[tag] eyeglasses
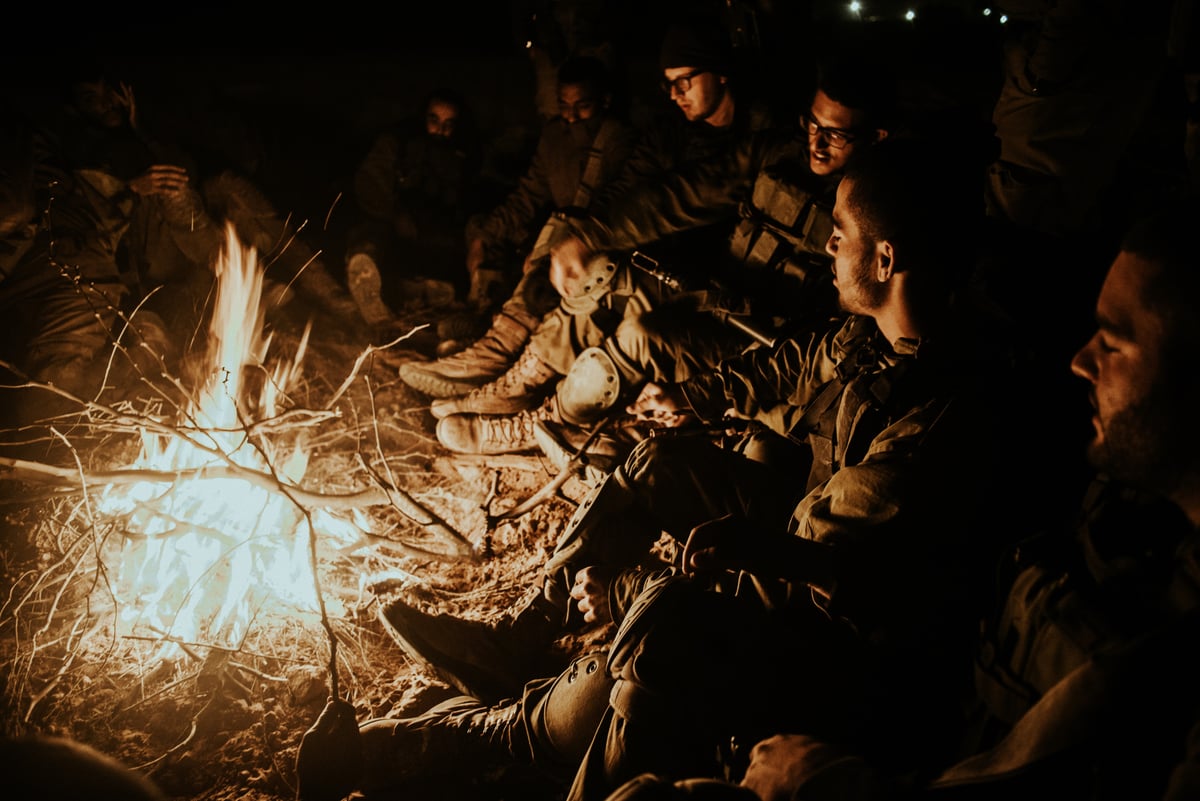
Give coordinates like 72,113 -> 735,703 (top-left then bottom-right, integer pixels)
660,69 -> 708,95
802,112 -> 859,150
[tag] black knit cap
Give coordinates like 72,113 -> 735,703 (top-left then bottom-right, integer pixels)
658,17 -> 733,75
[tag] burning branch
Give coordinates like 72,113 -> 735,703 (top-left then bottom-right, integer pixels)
0,455 -> 477,558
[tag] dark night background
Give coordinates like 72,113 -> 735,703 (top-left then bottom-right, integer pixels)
0,0 -> 1011,271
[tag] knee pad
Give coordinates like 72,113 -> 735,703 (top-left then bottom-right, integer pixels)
557,345 -> 622,426
529,650 -> 614,765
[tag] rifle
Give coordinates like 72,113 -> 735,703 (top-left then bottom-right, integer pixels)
628,250 -> 778,349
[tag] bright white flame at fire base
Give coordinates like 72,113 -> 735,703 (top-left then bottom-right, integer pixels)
97,224 -> 345,656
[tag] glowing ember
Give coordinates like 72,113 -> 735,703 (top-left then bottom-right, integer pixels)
98,224 -> 328,655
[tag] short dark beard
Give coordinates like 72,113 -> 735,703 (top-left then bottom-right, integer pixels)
838,249 -> 887,314
1089,380 -> 1195,496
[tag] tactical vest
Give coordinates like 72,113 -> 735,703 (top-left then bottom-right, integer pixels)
786,319 -> 906,493
726,166 -> 835,307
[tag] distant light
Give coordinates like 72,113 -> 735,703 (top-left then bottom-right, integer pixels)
849,0 -> 862,12
982,7 -> 992,15
905,9 -> 916,20
999,13 -> 1008,22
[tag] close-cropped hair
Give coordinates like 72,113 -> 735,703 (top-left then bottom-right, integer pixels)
842,136 -> 983,287
1122,193 -> 1200,351
813,52 -> 896,131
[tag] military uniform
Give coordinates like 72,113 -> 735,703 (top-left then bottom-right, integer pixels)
548,124 -> 842,429
345,117 -> 483,296
365,307 -> 1027,799
468,111 -> 637,319
918,482 -> 1200,799
522,98 -> 779,378
660,484 -> 1200,801
0,108 -> 213,406
418,99 -> 776,444
553,307 -> 1024,800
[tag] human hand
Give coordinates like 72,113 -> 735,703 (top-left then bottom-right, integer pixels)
465,237 -> 485,277
115,82 -> 138,131
548,233 -> 591,295
127,164 -> 190,198
569,565 -> 614,625
296,697 -> 363,801
626,381 -> 690,427
740,734 -> 880,801
681,514 -> 754,576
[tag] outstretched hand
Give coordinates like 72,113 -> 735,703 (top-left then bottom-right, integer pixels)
627,381 -> 690,428
740,734 -> 882,801
296,697 -> 362,801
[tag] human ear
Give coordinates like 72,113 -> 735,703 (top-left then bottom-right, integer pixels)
876,241 -> 894,281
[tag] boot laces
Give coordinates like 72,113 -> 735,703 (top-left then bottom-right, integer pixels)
466,349 -> 549,401
480,400 -> 555,449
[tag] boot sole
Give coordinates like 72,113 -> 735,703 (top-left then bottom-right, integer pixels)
398,363 -> 492,399
347,259 -> 393,327
429,392 -> 547,420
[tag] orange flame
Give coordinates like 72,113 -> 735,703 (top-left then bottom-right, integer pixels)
98,225 -> 329,655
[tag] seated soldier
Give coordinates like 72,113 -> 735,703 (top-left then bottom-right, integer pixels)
395,55 -> 636,403
343,87 -> 485,330
291,138 -> 1044,801
432,46 -> 896,458
405,20 -> 779,458
599,191 -> 1200,801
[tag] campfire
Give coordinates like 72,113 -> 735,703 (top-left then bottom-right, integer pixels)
0,223 -> 584,800
95,225 -> 342,657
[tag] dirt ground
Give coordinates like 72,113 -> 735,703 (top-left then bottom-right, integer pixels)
0,292 -> 611,800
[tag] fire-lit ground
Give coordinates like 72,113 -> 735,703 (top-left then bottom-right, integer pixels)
0,231 -> 603,800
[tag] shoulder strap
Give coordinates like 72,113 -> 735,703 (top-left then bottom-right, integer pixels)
786,331 -> 876,439
573,118 -> 621,209
528,118 -> 623,263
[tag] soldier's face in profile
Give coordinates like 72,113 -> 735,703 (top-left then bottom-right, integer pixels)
1071,252 -> 1190,493
826,177 -> 887,314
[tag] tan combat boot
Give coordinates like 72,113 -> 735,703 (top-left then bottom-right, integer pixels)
429,347 -> 559,419
435,396 -> 561,455
346,252 -> 393,328
398,307 -> 540,398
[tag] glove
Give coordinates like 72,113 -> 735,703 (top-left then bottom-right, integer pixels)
295,697 -> 362,801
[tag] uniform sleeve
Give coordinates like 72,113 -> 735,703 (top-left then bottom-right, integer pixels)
569,128 -> 788,252
789,396 -> 988,638
679,320 -> 841,425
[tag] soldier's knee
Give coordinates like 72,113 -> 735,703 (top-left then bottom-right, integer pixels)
529,650 -> 614,766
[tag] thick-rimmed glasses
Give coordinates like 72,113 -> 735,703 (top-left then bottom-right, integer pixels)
802,112 -> 859,150
660,69 -> 708,95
